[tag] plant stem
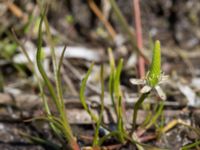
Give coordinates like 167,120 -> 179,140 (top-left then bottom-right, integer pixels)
131,92 -> 150,133
93,65 -> 105,146
133,0 -> 145,78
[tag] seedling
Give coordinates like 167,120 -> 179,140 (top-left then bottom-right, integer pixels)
80,40 -> 168,149
36,10 -> 79,150
130,40 -> 168,131
15,9 -> 80,150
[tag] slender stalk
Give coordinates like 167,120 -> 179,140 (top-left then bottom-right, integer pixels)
80,63 -> 98,122
57,45 -> 67,112
131,92 -> 150,133
108,48 -> 118,114
57,46 -> 78,148
93,65 -> 105,146
117,96 -> 125,143
44,16 -> 63,107
133,0 -> 145,78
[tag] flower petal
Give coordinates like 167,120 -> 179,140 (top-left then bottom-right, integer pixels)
140,85 -> 152,93
159,75 -> 169,84
155,85 -> 166,100
130,78 -> 146,85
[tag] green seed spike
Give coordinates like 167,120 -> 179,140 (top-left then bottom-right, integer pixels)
147,40 -> 161,87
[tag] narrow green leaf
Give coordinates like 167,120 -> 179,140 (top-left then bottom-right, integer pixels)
108,48 -> 117,113
182,140 -> 200,150
108,48 -> 115,69
36,9 -> 59,109
36,10 -> 75,142
114,58 -> 123,98
12,18 -> 58,139
146,102 -> 164,129
93,65 -> 105,146
57,45 -> 67,109
117,96 -> 125,143
80,63 -> 98,122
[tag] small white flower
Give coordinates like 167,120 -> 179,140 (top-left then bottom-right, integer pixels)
130,73 -> 168,100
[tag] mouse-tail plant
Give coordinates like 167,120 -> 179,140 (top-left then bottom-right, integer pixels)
36,10 -> 79,150
130,40 -> 168,133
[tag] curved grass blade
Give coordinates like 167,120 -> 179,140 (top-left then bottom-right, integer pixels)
37,10 -> 75,146
36,9 -> 60,110
12,23 -> 60,141
80,63 -> 98,122
57,45 -> 67,109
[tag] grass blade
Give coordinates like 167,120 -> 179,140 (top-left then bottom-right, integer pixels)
36,9 -> 60,109
114,58 -> 123,98
80,63 -> 98,122
108,48 -> 117,114
93,64 -> 105,146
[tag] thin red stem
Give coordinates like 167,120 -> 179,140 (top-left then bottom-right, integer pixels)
133,0 -> 145,78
